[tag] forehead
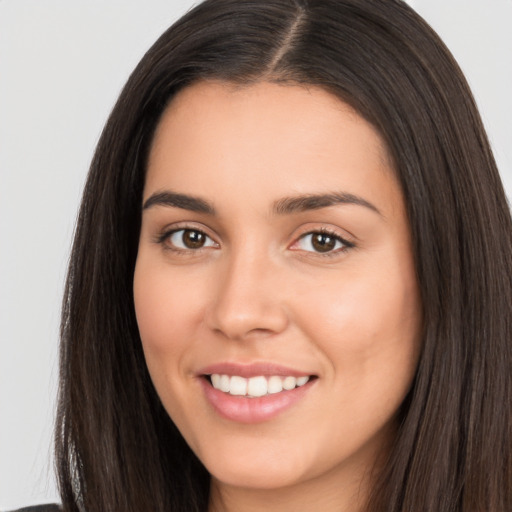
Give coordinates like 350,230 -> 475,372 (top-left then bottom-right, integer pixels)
145,80 -> 401,218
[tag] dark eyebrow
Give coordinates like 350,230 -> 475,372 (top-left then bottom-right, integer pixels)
142,190 -> 381,217
272,192 -> 381,216
143,191 -> 215,214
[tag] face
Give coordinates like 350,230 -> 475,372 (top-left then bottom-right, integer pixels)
134,81 -> 421,500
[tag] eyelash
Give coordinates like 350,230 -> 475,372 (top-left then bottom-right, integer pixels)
155,227 -> 218,253
294,228 -> 355,257
155,226 -> 355,257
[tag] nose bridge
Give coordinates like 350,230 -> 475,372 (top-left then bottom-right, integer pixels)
206,239 -> 288,339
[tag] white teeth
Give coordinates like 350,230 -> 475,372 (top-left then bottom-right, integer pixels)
230,375 -> 247,395
247,376 -> 267,397
209,374 -> 311,397
267,375 -> 283,394
219,374 -> 230,392
282,376 -> 297,390
211,374 -> 221,389
296,376 -> 309,386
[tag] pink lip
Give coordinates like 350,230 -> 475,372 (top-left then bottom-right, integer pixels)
200,378 -> 314,423
198,362 -> 313,378
197,362 -> 316,423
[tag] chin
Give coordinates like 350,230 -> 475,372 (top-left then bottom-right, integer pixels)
198,439 -> 311,490
209,463 -> 307,491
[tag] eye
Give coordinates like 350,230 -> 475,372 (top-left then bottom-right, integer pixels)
295,230 -> 353,254
165,229 -> 217,250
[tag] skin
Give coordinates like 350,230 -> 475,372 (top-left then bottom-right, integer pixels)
134,81 -> 422,512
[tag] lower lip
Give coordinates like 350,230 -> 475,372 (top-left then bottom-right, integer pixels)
200,377 -> 314,423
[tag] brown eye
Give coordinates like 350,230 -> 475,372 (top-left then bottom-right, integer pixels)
295,231 -> 351,254
311,233 -> 337,252
182,230 -> 206,248
167,229 -> 217,250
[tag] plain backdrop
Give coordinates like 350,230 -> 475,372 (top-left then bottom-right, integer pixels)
1,0 -> 511,509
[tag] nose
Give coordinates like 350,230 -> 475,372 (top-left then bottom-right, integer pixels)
205,249 -> 289,341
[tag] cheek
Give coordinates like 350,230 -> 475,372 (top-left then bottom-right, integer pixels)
133,258 -> 210,426
296,255 -> 421,387
134,260 -> 204,351
133,260 -> 210,398
295,263 -> 421,449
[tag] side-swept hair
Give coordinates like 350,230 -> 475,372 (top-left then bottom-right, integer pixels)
56,1 -> 512,510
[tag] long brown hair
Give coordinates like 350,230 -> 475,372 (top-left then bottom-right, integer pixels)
56,1 -> 512,510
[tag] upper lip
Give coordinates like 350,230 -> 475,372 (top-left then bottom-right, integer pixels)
198,362 -> 315,378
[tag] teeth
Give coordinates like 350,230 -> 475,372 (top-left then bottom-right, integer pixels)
229,376 -> 247,395
219,374 -> 230,392
209,374 -> 311,397
211,374 -> 221,389
282,376 -> 297,390
296,376 -> 309,386
267,375 -> 283,394
247,376 -> 267,397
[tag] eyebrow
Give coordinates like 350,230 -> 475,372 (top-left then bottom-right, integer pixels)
143,191 -> 215,214
142,190 -> 381,216
272,192 -> 381,216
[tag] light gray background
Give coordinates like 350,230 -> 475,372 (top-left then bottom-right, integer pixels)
1,1 -> 511,509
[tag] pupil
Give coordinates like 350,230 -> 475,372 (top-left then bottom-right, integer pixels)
312,233 -> 335,252
183,230 -> 205,249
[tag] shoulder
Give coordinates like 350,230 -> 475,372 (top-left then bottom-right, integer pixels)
6,506 -> 61,512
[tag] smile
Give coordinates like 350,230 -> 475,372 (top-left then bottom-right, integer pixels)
199,365 -> 317,423
209,374 -> 310,397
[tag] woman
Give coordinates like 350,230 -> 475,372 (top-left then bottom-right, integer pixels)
33,0 -> 512,510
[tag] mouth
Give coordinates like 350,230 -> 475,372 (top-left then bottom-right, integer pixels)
198,365 -> 317,423
204,373 -> 315,398
197,362 -> 318,422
